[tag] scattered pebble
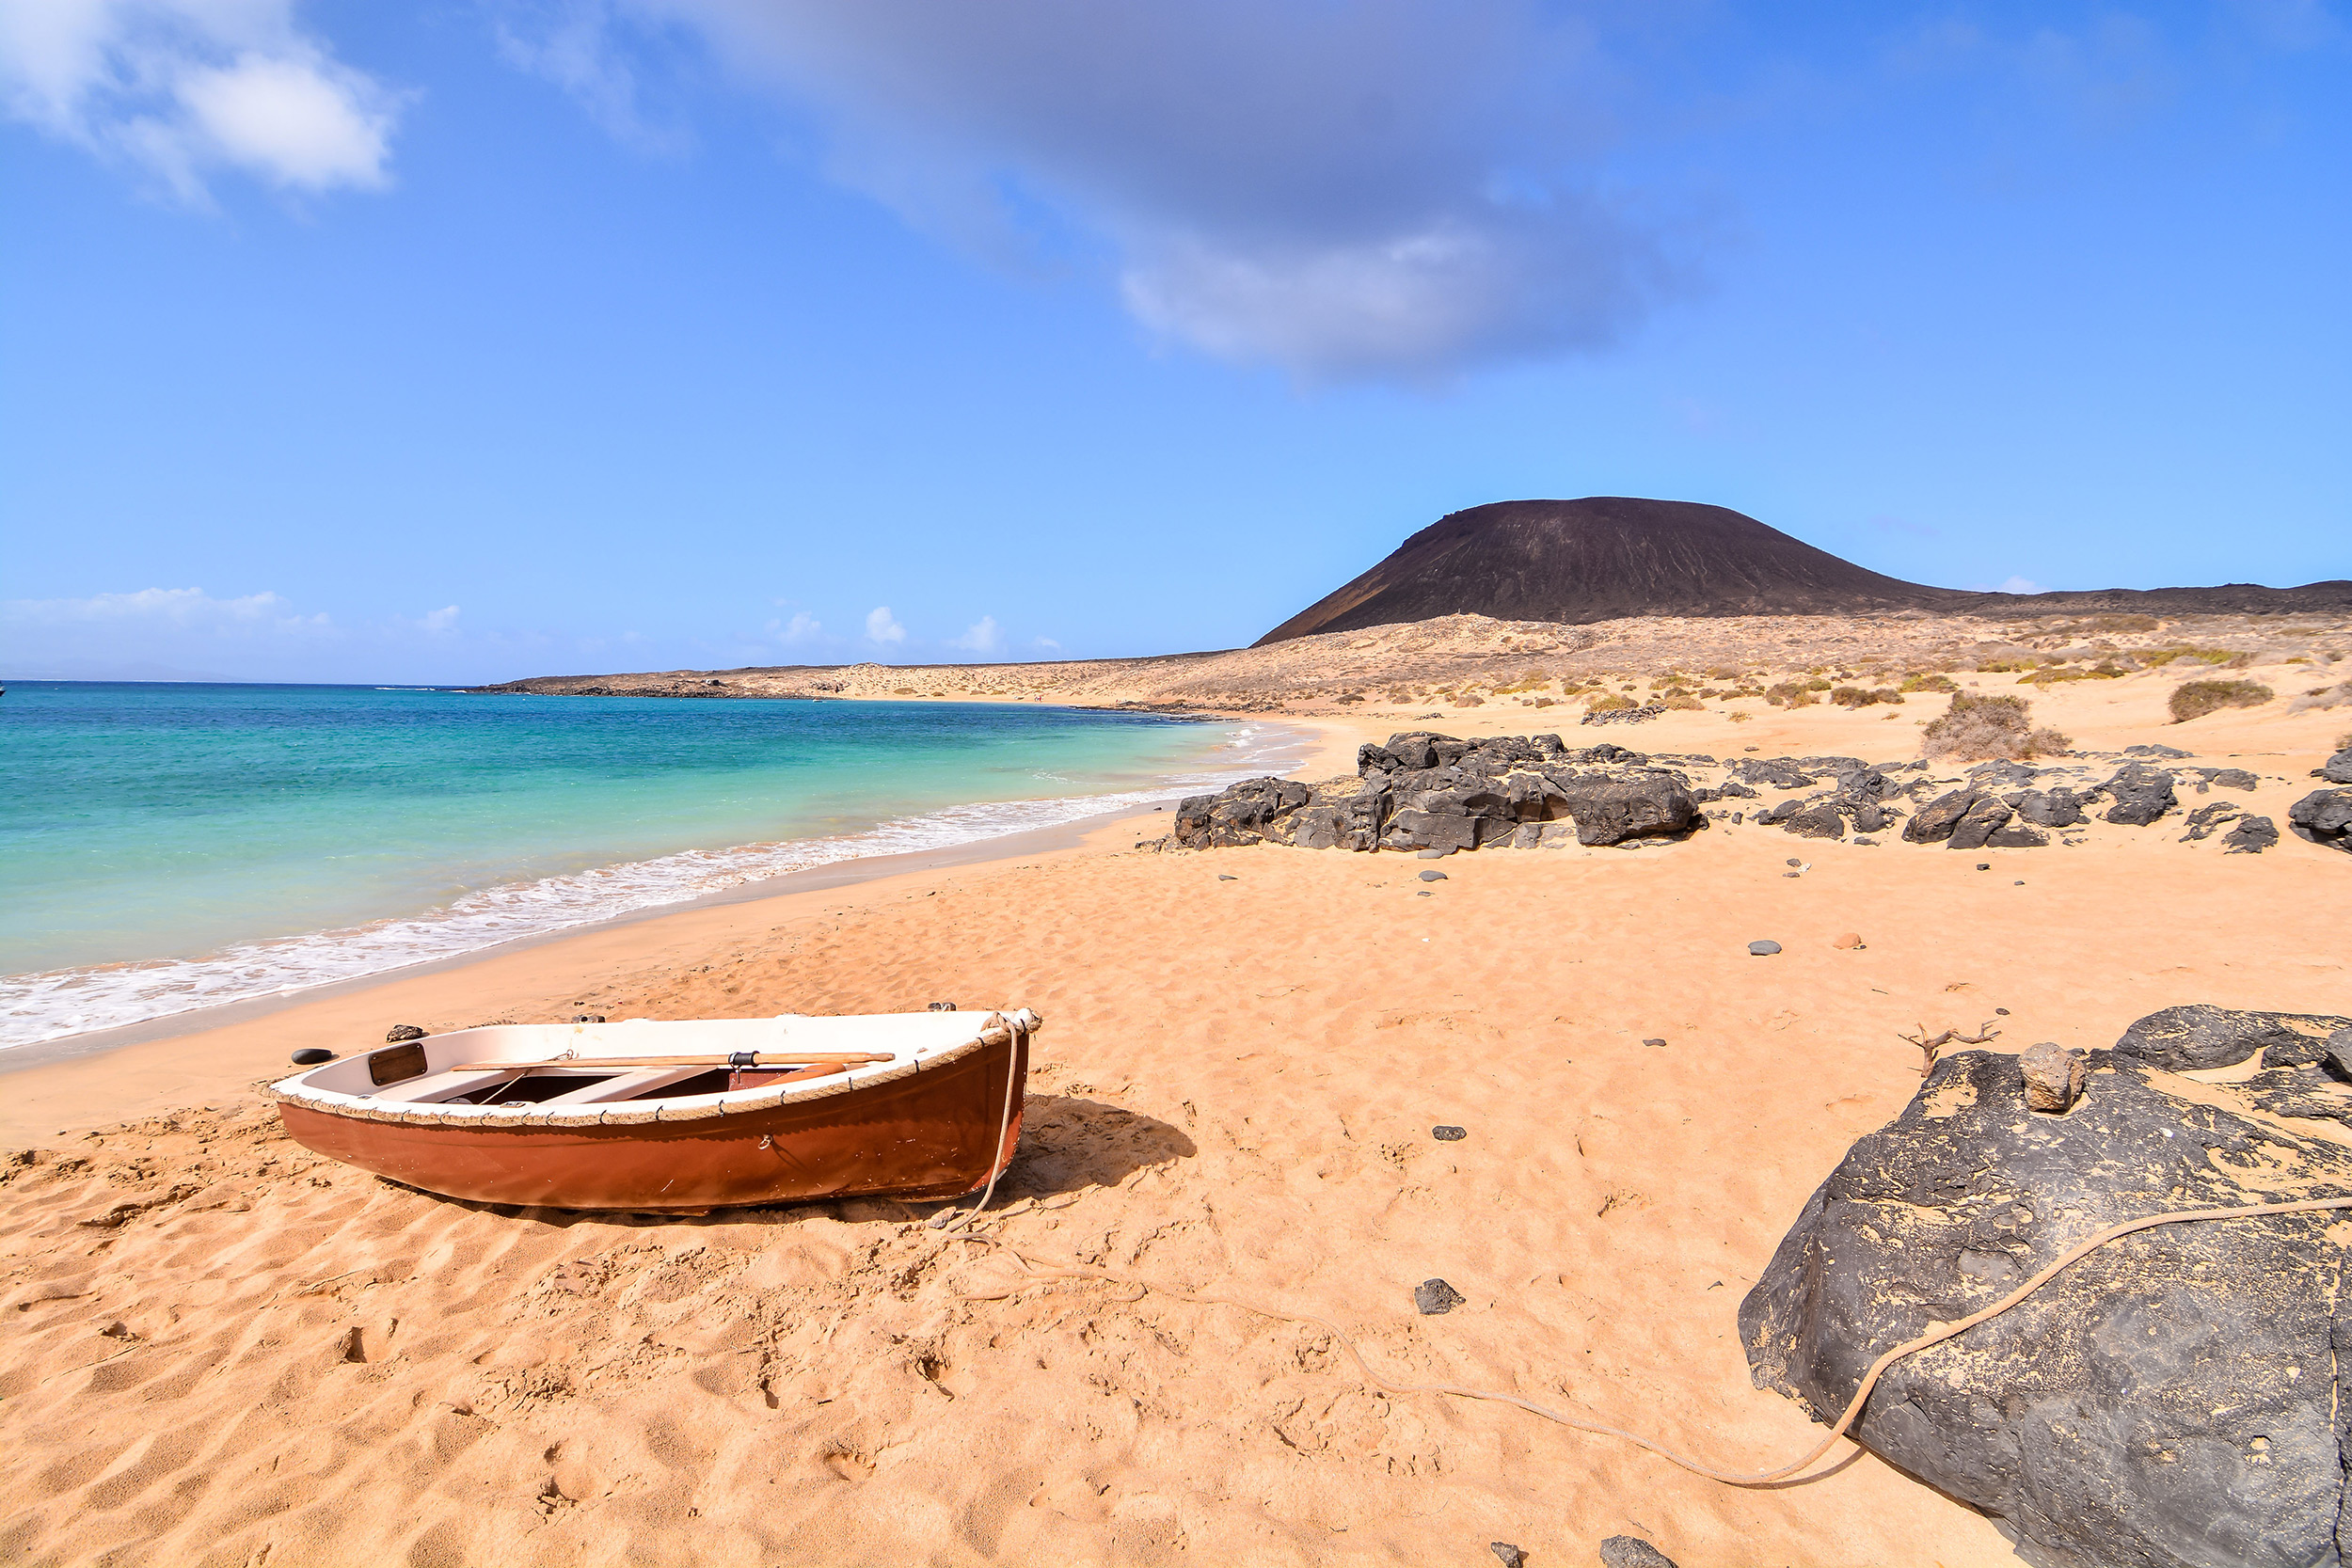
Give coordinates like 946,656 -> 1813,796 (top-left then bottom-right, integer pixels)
1853,835 -> 1880,845
1833,932 -> 1864,950
1416,847 -> 1453,860
1782,871 -> 1801,879
1416,891 -> 1433,897
290,1047 -> 334,1066
1977,863 -> 1992,870
1786,857 -> 1803,866
1414,1278 -> 1465,1315
386,1024 -> 426,1043
2014,879 -> 2026,885
1217,874 -> 1237,881
1749,940 -> 1782,956
1599,1537 -> 1678,1568
1490,1545 -> 1528,1568
1419,869 -> 1448,882
1995,1007 -> 2010,1015
572,1014 -> 606,1023
1642,1037 -> 1667,1047
1432,1125 -> 1467,1142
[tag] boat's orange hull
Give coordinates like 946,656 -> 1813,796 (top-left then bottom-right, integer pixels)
276,1027 -> 1026,1212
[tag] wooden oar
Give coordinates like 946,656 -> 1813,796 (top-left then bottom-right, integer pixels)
449,1052 -> 897,1072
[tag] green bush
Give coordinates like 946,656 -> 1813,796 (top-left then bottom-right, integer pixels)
1900,673 -> 1959,693
1831,686 -> 1903,707
1586,693 -> 1636,713
2169,679 -> 2273,723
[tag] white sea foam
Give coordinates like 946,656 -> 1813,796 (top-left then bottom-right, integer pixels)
0,722 -> 1302,1050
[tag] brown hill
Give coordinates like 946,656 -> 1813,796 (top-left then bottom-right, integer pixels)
1255,497 -> 2351,644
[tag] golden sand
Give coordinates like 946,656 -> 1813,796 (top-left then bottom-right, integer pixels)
3,647 -> 2347,1566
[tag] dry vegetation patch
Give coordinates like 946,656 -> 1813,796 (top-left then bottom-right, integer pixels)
1921,692 -> 2070,761
2169,678 -> 2274,723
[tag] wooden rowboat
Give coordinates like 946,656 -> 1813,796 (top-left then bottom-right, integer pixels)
270,1009 -> 1038,1212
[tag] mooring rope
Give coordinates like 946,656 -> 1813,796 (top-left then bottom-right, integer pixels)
953,1193 -> 2352,1486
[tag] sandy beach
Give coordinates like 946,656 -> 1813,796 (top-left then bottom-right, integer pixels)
5,651 -> 2348,1567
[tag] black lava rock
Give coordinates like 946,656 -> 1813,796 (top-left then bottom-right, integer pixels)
1742,1033 -> 2352,1568
1782,801 -> 1846,839
2098,763 -> 2178,826
290,1048 -> 334,1066
1902,788 -> 1979,844
2112,1004 -> 2352,1071
2014,787 -> 2086,828
1432,1125 -> 1467,1141
1597,1538 -> 1677,1568
1947,795 -> 2016,851
385,1024 -> 426,1043
1413,1278 -> 1465,1315
2223,815 -> 2279,854
2319,748 -> 2352,784
2289,787 -> 2352,852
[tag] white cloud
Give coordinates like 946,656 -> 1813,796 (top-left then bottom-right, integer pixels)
1031,636 -> 1061,655
499,0 -> 1686,381
0,0 -> 404,201
1997,576 -> 2048,594
863,604 -> 905,644
5,584 -> 329,630
414,604 -> 460,634
774,610 -> 823,642
947,614 -> 1002,656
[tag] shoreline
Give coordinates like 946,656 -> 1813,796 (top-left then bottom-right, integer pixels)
2,706 -> 1329,1069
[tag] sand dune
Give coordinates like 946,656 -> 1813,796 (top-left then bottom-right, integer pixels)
6,643 -> 2351,1565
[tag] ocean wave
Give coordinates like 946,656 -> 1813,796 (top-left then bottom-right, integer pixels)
0,724 -> 1301,1050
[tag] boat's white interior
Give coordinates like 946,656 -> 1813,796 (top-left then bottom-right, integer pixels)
269,1010 -> 1038,1130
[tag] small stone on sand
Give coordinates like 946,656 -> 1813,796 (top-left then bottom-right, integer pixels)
1217,874 -> 1236,881
1490,1545 -> 1527,1568
1749,940 -> 1782,955
1642,1037 -> 1666,1047
1833,933 -> 1863,949
1599,1537 -> 1677,1568
1414,1278 -> 1465,1315
1419,869 -> 1447,881
1432,1125 -> 1466,1141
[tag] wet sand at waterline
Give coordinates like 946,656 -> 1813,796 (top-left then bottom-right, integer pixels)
3,692 -> 2347,1566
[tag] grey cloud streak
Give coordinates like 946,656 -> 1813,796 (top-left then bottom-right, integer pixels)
514,0 -> 1697,381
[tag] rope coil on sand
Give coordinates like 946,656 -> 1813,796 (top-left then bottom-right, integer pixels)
951,1193 -> 2352,1487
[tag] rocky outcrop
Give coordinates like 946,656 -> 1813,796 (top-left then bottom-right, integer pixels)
1172,733 -> 1699,852
2316,750 -> 2352,785
1741,1007 -> 2352,1568
2289,788 -> 2352,853
2097,763 -> 2178,826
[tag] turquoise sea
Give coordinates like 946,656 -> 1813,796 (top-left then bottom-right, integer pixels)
0,683 -> 1295,1048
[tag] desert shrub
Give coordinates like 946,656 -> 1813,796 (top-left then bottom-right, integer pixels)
1832,686 -> 1903,707
1661,694 -> 1705,711
1706,666 -> 1740,680
1586,693 -> 1636,712
1765,681 -> 1820,707
1922,692 -> 2069,761
1902,673 -> 1959,693
2144,646 -> 2240,667
2169,679 -> 2273,723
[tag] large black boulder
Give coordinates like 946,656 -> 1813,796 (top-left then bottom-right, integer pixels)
1742,1024 -> 2352,1568
1549,771 -> 1697,846
2099,763 -> 2179,827
1903,788 -> 1980,844
2289,788 -> 2352,852
2317,750 -> 2352,785
1171,777 -> 1310,847
2112,1004 -> 2352,1072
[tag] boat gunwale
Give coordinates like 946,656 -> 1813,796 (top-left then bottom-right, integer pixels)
270,1010 -> 1036,1132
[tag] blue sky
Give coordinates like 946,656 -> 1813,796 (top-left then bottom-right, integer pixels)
3,1 -> 2346,684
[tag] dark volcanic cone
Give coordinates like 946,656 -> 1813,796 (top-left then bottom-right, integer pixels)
1256,497 -> 2352,644
1255,498 -> 1952,644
